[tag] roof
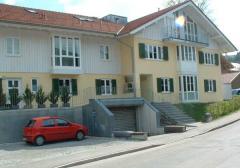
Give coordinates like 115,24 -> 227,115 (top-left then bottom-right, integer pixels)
119,0 -> 190,35
222,72 -> 240,84
0,3 -> 123,34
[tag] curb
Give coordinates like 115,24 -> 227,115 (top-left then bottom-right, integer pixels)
56,144 -> 163,168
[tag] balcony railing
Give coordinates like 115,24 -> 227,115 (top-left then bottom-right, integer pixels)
163,18 -> 209,46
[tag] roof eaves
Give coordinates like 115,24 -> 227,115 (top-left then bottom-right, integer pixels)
189,2 -> 238,51
0,20 -> 118,36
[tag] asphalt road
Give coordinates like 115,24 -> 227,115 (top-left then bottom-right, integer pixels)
75,121 -> 240,168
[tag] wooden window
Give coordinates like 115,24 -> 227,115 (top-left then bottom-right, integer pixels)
53,36 -> 80,67
6,37 -> 20,56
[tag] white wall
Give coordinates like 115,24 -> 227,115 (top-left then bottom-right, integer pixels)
223,83 -> 232,100
0,27 -> 52,73
0,26 -> 122,75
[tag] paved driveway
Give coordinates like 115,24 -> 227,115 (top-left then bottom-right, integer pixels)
0,137 -> 143,168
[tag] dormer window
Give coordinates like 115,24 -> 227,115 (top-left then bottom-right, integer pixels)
25,8 -> 38,14
74,15 -> 94,22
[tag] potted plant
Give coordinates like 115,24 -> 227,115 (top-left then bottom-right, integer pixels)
60,86 -> 71,107
9,88 -> 21,109
22,85 -> 35,109
0,87 -> 6,110
48,91 -> 59,108
35,87 -> 48,108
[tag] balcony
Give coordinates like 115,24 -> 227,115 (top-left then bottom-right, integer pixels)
162,17 -> 209,47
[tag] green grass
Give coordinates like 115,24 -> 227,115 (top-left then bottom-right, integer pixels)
175,103 -> 210,122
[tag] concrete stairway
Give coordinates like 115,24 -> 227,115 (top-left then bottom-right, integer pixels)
152,102 -> 195,125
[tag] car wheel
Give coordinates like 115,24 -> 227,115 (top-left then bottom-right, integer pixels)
76,131 -> 85,141
34,136 -> 45,146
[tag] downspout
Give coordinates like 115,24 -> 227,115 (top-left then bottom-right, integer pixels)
114,34 -> 137,97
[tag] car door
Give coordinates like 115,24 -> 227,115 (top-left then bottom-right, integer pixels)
40,119 -> 57,141
54,118 -> 73,140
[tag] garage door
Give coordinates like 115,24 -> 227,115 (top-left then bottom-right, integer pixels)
109,107 -> 137,131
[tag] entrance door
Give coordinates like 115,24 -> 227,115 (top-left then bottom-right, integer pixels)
140,75 -> 153,101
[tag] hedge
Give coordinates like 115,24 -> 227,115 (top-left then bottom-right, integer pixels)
207,96 -> 240,119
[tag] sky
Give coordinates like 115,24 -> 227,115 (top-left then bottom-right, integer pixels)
0,0 -> 239,53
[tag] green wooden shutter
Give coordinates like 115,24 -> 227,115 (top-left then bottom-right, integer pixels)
170,78 -> 174,92
139,43 -> 146,58
0,78 -> 2,92
71,79 -> 78,96
163,46 -> 169,61
204,80 -> 209,92
213,80 -> 217,92
52,79 -> 59,94
157,78 -> 163,93
95,79 -> 102,95
214,54 -> 219,66
199,51 -> 204,64
111,79 -> 117,95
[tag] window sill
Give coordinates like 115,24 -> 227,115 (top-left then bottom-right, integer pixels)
100,59 -> 111,62
160,92 -> 172,94
6,54 -> 21,57
144,58 -> 165,62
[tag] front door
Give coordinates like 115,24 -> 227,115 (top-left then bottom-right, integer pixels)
140,75 -> 153,101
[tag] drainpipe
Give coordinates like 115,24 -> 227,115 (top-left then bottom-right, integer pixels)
114,35 -> 137,97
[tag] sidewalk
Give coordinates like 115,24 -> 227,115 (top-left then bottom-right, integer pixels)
1,111 -> 240,168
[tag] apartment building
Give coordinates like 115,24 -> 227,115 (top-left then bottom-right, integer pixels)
0,0 -> 237,107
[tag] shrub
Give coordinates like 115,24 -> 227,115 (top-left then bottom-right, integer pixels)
22,85 -> 35,108
48,91 -> 59,105
0,87 -> 6,107
60,86 -> 71,104
207,96 -> 240,119
35,87 -> 48,106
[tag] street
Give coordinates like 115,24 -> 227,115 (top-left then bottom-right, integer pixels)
75,121 -> 240,168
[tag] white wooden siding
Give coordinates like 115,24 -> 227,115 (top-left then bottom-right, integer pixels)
135,18 -> 165,41
0,26 -> 121,74
81,36 -> 121,74
0,27 -> 51,73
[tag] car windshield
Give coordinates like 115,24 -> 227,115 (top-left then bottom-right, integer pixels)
25,120 -> 36,127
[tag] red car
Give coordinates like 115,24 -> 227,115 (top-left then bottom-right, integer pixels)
23,116 -> 88,146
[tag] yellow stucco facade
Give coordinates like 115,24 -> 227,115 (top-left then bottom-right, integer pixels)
118,36 -> 224,104
0,35 -> 224,106
0,72 -> 133,106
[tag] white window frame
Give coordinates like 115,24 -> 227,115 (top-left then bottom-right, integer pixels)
179,45 -> 196,61
31,78 -> 39,93
204,52 -> 215,65
59,79 -> 72,94
145,44 -> 163,60
161,78 -> 171,93
5,37 -> 20,57
184,17 -> 197,41
6,79 -> 21,104
100,45 -> 110,61
181,75 -> 198,92
52,35 -> 81,68
100,79 -> 112,95
207,79 -> 215,92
